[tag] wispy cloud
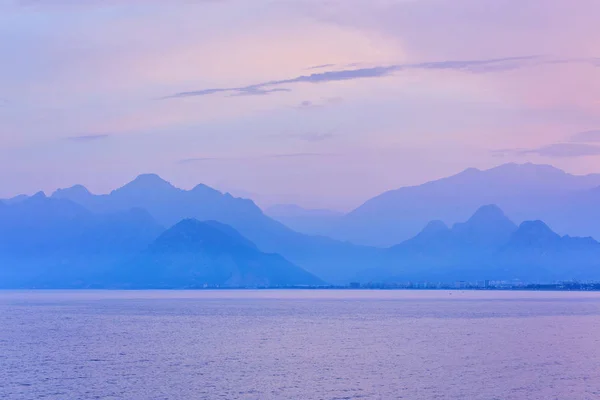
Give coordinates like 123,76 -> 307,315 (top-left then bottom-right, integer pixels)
307,63 -> 336,70
296,97 -> 343,110
165,56 -> 542,99
230,87 -> 291,97
570,130 -> 600,143
167,65 -> 400,99
546,57 -> 600,67
297,100 -> 319,110
65,134 -> 110,142
494,143 -> 600,158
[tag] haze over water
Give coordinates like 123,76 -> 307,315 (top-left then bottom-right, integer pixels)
1,290 -> 599,400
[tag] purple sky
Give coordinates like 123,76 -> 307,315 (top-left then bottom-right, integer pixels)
1,0 -> 600,210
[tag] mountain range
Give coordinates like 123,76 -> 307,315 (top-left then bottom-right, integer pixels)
50,174 -> 380,283
359,204 -> 600,283
0,193 -> 164,288
275,163 -> 600,247
3,162 -> 600,287
0,194 -> 324,288
110,219 -> 323,288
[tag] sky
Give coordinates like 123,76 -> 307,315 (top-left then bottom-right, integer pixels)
1,0 -> 599,210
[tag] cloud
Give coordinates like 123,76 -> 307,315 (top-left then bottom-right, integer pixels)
325,96 -> 344,105
494,143 -> 600,158
167,65 -> 400,99
229,87 -> 291,97
296,97 -> 344,110
307,63 -> 336,70
165,56 -> 542,99
570,130 -> 600,143
413,56 -> 541,73
65,134 -> 110,142
298,100 -> 317,109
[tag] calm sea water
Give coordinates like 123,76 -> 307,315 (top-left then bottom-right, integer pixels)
1,290 -> 600,400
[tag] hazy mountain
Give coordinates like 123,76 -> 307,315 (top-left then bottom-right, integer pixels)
497,220 -> 600,281
51,175 -> 381,283
111,219 -> 324,288
324,163 -> 600,247
4,189 -> 600,286
2,194 -> 29,205
359,205 -> 600,283
0,194 -> 164,288
264,204 -> 343,235
451,205 -> 518,249
368,205 -> 517,281
391,205 -> 516,257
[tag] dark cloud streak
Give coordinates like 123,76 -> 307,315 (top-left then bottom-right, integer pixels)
165,56 -> 542,99
229,87 -> 291,97
494,143 -> 600,158
307,63 -> 336,70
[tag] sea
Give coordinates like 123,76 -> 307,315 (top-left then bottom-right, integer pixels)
1,290 -> 599,400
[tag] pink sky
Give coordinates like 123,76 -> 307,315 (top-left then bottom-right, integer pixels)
1,0 -> 599,210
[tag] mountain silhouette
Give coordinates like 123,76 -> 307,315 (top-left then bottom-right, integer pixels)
111,219 -> 324,288
2,194 -> 29,205
359,205 -> 600,282
0,195 -> 164,288
451,205 -> 517,248
50,175 -> 380,283
496,221 -> 600,281
392,205 -> 515,253
6,165 -> 600,286
317,163 -> 600,246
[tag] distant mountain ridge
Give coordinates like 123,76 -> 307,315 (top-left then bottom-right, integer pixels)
50,174 -> 382,283
0,194 -> 165,288
359,205 -> 600,283
317,163 -> 600,246
4,164 -> 600,287
112,219 -> 324,288
11,162 -> 600,249
0,194 -> 323,288
391,205 -> 517,256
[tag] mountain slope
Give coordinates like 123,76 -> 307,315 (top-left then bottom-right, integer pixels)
112,219 -> 325,288
0,194 -> 164,288
359,205 -> 600,283
52,175 -> 381,283
329,163 -> 600,246
391,205 -> 517,257
496,221 -> 600,281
